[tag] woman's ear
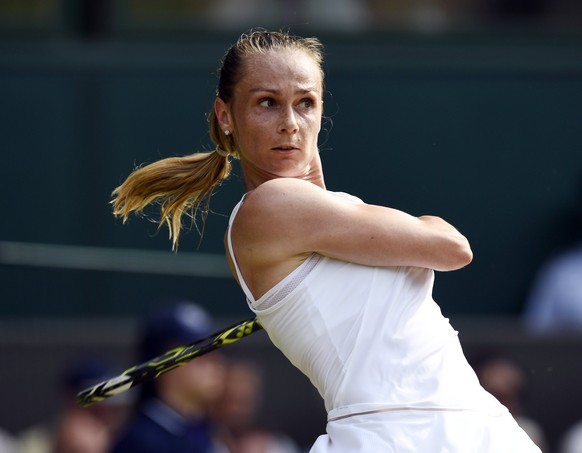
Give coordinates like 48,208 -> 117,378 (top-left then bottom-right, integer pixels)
214,98 -> 233,134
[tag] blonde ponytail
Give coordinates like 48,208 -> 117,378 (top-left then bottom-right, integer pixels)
112,150 -> 232,250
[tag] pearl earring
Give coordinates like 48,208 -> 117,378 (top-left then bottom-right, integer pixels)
224,130 -> 230,136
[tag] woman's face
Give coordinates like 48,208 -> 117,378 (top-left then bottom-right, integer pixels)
217,48 -> 324,186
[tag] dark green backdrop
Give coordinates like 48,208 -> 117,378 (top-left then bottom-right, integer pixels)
1,33 -> 581,320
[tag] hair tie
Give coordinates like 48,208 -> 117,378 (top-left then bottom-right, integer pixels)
215,147 -> 229,158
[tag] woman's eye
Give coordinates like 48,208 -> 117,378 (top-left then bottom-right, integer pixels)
299,98 -> 314,109
259,98 -> 275,107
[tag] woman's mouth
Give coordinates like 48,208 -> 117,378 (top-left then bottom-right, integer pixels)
273,145 -> 297,152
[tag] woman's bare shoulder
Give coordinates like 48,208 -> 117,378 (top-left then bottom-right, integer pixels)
242,178 -> 327,214
233,178 -> 336,252
252,177 -> 324,197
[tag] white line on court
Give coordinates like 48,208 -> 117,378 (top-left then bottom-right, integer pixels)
0,241 -> 230,278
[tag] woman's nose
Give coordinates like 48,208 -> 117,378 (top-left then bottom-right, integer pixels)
278,106 -> 299,134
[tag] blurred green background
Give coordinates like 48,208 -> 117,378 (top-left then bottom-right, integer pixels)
1,0 -> 581,322
0,1 -> 581,451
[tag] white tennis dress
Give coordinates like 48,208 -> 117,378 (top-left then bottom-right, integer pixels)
227,191 -> 542,453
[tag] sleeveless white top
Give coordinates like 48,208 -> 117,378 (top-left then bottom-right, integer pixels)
227,191 -> 541,452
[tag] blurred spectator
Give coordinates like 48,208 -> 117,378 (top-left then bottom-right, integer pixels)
303,0 -> 371,31
109,302 -> 227,453
561,419 -> 582,453
522,177 -> 582,334
206,0 -> 282,30
368,0 -> 464,32
481,0 -> 548,22
475,357 -> 547,451
523,241 -> 582,333
212,360 -> 301,453
17,358 -> 128,453
207,0 -> 370,31
0,428 -> 16,453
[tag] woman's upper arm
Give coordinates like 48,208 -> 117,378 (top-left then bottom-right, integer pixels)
236,178 -> 473,272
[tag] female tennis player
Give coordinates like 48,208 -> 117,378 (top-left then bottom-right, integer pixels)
112,29 -> 542,452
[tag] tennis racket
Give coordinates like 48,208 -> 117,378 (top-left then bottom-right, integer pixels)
77,316 -> 263,407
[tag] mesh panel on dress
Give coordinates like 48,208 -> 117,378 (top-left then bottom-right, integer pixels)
254,254 -> 321,311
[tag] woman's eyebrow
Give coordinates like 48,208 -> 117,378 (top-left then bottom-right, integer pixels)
248,86 -> 319,95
